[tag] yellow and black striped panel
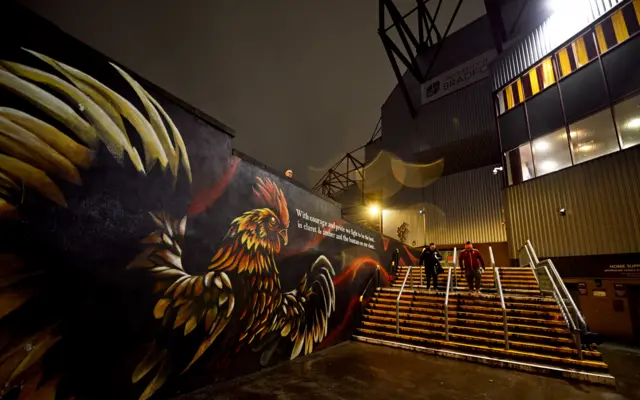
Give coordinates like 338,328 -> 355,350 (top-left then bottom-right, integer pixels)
595,2 -> 640,54
497,57 -> 556,114
556,33 -> 598,78
540,57 -> 555,88
500,78 -> 524,112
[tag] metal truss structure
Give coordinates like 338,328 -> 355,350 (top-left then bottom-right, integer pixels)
312,146 -> 365,201
379,0 -> 464,117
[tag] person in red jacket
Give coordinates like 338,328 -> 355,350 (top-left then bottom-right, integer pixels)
458,241 -> 485,296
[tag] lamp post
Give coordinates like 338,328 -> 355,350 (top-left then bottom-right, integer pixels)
419,209 -> 426,247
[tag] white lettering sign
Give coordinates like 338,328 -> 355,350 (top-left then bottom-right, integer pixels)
421,50 -> 496,105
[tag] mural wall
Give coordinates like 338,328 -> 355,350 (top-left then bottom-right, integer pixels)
0,5 -> 419,399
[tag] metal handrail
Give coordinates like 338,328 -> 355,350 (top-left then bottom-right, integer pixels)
544,258 -> 587,330
522,245 -> 542,293
359,265 -> 381,303
526,239 -> 540,264
490,246 -> 509,349
540,262 -> 583,359
444,266 -> 452,341
525,240 -> 586,329
396,266 -> 413,333
519,240 -> 586,360
444,248 -> 456,341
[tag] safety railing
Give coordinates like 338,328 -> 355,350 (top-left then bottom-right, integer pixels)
396,265 -> 413,333
518,240 -> 586,359
490,246 -> 509,349
359,265 -> 381,326
519,241 -> 543,295
359,265 -> 381,304
444,247 -> 456,341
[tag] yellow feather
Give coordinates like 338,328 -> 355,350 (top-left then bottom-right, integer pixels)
0,61 -> 134,167
153,299 -> 171,319
0,116 -> 82,185
184,316 -> 198,336
0,107 -> 93,168
0,68 -> 99,147
0,154 -> 65,206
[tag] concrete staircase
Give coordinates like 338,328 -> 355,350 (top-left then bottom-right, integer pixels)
354,266 -> 615,385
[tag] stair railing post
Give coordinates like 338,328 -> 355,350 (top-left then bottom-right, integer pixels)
444,266 -> 452,341
575,329 -> 583,360
397,266 -> 412,334
489,246 -> 496,289
526,239 -> 540,264
492,247 -> 509,350
452,248 -> 457,291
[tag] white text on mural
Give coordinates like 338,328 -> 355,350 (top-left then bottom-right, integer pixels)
295,209 -> 375,250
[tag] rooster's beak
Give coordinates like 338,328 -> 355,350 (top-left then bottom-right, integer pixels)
279,229 -> 288,246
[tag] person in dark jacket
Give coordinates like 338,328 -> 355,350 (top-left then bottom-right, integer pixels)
390,248 -> 400,275
458,241 -> 485,296
420,243 -> 442,291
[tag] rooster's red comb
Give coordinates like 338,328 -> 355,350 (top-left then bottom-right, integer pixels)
253,177 -> 289,226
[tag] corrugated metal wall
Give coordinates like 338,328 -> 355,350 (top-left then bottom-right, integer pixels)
382,165 -> 506,245
382,206 -> 427,246
415,79 -> 495,152
505,146 -> 640,259
493,0 -> 624,90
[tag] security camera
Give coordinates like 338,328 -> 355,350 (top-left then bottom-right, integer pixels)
492,166 -> 503,175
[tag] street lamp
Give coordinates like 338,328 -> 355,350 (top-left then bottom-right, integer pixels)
369,204 -> 383,233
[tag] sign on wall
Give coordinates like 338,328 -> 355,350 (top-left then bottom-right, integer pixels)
420,50 -> 496,105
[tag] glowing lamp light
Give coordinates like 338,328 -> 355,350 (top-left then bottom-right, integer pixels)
368,204 -> 381,216
539,160 -> 558,172
577,143 -> 594,152
626,118 -> 640,130
535,141 -> 550,152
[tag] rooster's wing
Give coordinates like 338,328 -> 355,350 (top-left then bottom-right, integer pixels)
269,255 -> 336,361
127,212 -> 235,399
0,49 -> 191,398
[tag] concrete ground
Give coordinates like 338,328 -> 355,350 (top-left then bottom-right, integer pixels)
177,341 -> 640,400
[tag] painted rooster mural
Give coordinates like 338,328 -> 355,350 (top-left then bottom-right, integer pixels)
0,50 -> 335,399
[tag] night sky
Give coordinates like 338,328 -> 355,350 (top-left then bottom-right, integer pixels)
18,0 -> 486,186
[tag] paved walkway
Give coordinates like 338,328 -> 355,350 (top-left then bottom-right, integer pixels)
177,341 -> 640,400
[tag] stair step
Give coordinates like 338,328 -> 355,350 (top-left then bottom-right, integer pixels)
366,309 -> 571,335
377,292 -> 560,311
368,303 -> 567,327
373,297 -> 562,319
364,314 -> 573,345
352,335 -> 615,386
379,287 -> 553,304
356,328 -> 608,371
360,321 -> 600,359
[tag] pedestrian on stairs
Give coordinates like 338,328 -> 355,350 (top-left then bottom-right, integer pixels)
459,241 -> 485,296
390,248 -> 400,276
420,243 -> 443,291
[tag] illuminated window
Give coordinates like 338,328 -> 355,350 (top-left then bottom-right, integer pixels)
569,109 -> 620,164
506,144 -> 534,185
555,32 -> 598,78
532,129 -> 573,177
613,94 -> 640,149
